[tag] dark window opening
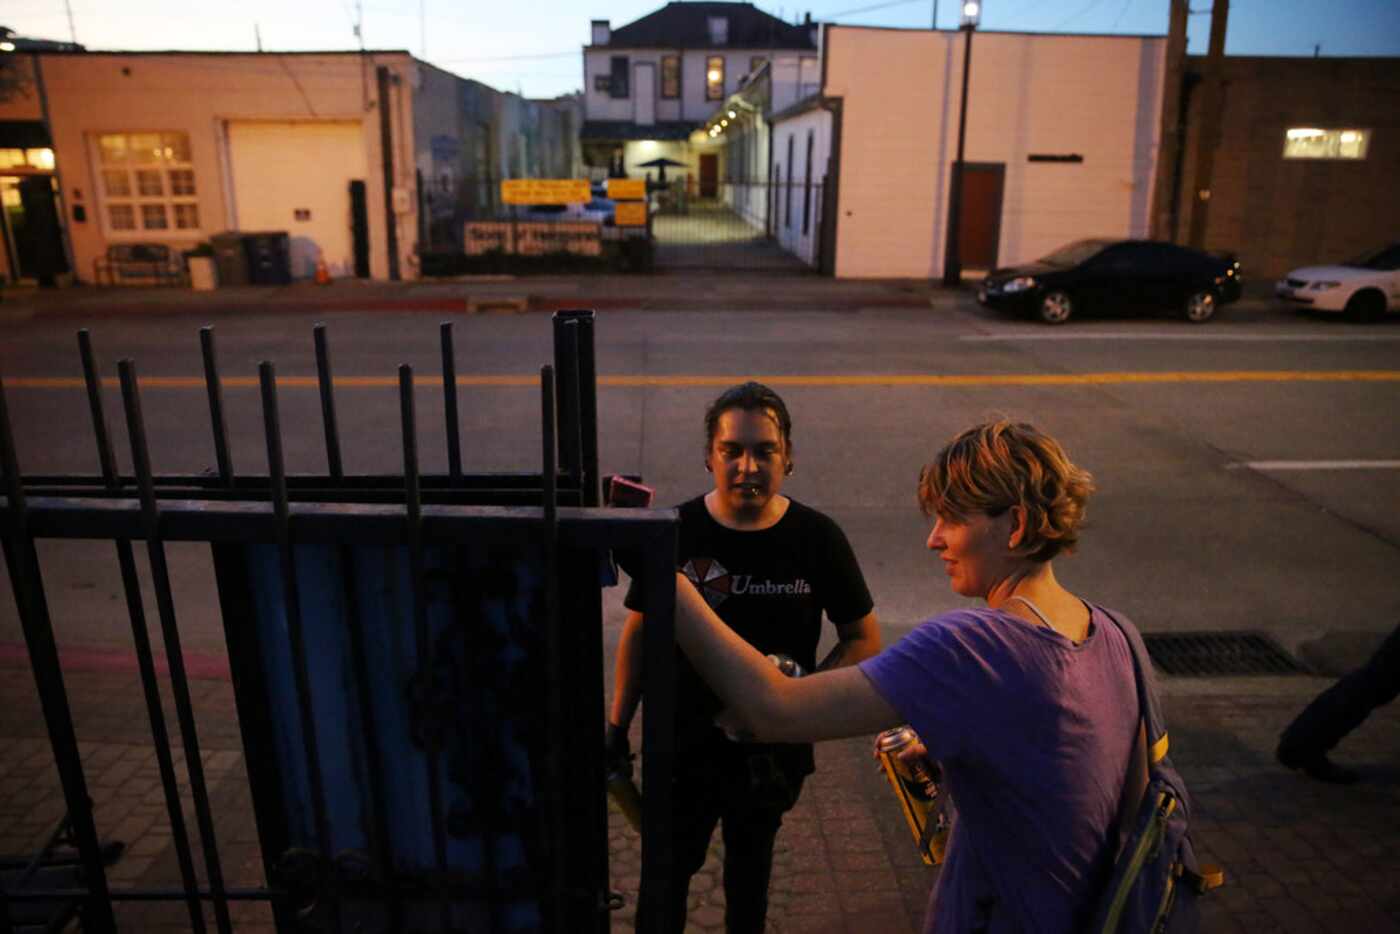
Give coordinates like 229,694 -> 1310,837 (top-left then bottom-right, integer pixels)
802,131 -> 814,235
610,56 -> 630,98
784,134 -> 794,229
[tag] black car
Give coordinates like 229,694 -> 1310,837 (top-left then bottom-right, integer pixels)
978,239 -> 1243,324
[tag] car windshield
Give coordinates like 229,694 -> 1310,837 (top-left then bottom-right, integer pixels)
1341,245 -> 1399,270
1039,239 -> 1113,267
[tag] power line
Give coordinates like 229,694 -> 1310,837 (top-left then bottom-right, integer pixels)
820,0 -> 926,19
1052,0 -> 1109,30
435,50 -> 578,63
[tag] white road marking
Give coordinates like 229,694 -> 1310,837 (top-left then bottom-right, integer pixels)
959,332 -> 1400,342
1228,460 -> 1400,471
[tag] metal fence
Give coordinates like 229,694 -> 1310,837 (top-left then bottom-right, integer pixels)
0,313 -> 680,932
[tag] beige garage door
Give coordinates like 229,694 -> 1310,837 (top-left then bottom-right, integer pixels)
227,120 -> 366,279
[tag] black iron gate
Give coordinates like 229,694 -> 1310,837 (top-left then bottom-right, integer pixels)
0,312 -> 678,932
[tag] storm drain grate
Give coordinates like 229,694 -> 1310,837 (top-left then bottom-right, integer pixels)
1141,631 -> 1310,677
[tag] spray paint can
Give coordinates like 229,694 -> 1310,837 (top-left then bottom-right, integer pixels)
875,725 -> 950,865
606,767 -> 644,833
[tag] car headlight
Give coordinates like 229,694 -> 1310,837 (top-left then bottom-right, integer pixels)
1002,276 -> 1036,293
1309,281 -> 1341,290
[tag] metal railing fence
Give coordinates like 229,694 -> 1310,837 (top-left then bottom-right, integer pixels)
0,312 -> 679,933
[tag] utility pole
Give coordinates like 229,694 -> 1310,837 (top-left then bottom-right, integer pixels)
1149,0 -> 1189,241
63,0 -> 77,45
941,21 -> 975,285
1186,0 -> 1228,249
254,23 -> 263,52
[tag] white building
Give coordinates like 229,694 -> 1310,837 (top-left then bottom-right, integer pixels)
776,25 -> 1167,277
581,2 -> 818,194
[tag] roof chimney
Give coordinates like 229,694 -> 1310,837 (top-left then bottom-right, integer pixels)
804,11 -> 812,24
591,19 -> 610,46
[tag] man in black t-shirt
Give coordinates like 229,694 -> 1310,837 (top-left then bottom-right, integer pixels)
608,382 -> 880,934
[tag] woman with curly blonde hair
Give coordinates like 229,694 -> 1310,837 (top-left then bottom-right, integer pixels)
669,420 -> 1146,933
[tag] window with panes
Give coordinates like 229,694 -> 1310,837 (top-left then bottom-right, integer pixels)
96,132 -> 199,233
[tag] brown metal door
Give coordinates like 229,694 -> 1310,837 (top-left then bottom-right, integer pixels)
957,163 -> 1005,270
699,154 -> 718,198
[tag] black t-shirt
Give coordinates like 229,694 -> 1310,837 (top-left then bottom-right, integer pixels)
624,495 -> 874,777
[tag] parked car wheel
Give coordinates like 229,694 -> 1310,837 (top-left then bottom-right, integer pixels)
1344,289 -> 1386,322
1183,289 -> 1218,323
1038,290 -> 1074,325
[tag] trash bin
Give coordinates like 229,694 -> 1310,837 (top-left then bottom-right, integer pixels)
210,233 -> 250,287
242,231 -> 292,285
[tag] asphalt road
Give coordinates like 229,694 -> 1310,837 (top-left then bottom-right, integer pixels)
2,295 -> 1399,675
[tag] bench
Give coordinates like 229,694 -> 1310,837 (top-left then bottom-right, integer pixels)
93,243 -> 186,287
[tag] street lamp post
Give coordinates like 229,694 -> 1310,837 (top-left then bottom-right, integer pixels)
941,0 -> 980,286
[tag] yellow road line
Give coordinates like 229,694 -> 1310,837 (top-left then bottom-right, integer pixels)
4,371 -> 1400,390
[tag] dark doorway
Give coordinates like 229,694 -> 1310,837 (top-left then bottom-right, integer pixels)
951,162 -> 1005,271
3,175 -> 68,285
348,180 -> 370,279
698,154 -> 718,198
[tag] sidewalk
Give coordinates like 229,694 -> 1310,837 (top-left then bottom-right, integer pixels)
2,656 -> 1396,932
0,274 -> 944,322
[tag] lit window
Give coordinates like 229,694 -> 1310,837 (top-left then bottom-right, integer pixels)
169,169 -> 196,196
706,56 -> 725,101
135,169 -> 164,196
109,204 -> 137,230
173,203 -> 200,229
102,170 -> 131,197
141,204 -> 169,229
1282,127 -> 1370,160
661,55 -> 680,99
95,132 -> 200,235
0,149 -> 24,169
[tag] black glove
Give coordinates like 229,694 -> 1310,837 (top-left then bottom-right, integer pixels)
604,721 -> 633,778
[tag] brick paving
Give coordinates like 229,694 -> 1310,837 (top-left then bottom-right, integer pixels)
2,659 -> 1397,932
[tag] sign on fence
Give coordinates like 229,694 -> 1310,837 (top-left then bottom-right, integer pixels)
614,202 -> 648,227
500,179 -> 591,205
464,221 -> 603,256
605,179 -> 647,201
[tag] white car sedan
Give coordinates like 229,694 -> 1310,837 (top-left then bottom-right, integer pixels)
1275,243 -> 1400,319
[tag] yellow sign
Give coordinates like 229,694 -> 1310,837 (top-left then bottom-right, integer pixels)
614,201 -> 648,227
500,179 -> 591,205
606,178 -> 647,201
464,221 -> 603,256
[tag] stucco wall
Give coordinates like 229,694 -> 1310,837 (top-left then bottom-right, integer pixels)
772,107 -> 831,266
38,51 -> 417,282
824,27 -> 1166,279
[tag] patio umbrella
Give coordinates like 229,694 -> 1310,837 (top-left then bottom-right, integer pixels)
634,156 -> 688,185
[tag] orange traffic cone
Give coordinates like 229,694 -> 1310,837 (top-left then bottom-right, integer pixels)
314,256 -> 331,285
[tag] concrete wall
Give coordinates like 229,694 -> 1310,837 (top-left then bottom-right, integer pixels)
37,51 -> 417,282
772,106 -> 832,266
823,26 -> 1166,279
1173,56 -> 1400,279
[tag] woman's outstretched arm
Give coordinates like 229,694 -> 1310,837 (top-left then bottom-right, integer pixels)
672,572 -> 903,743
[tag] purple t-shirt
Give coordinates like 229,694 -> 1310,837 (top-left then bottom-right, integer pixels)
859,605 -> 1138,934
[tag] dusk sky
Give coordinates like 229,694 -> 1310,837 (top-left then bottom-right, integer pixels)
7,0 -> 1400,99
